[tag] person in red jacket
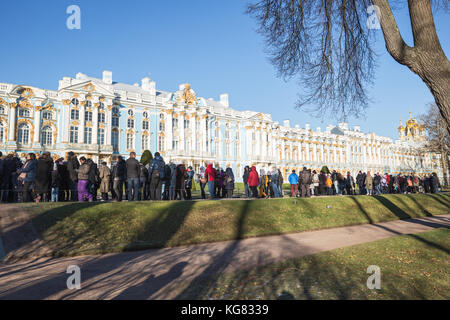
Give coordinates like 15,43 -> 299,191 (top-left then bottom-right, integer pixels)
204,163 -> 216,198
248,166 -> 260,198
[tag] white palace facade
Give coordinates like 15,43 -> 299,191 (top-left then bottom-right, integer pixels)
0,71 -> 444,181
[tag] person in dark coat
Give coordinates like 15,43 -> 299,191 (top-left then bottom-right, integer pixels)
87,158 -> 100,201
112,156 -> 127,201
243,166 -> 250,198
162,164 -> 171,200
430,173 -> 440,193
148,152 -> 165,201
139,163 -> 149,200
184,166 -> 194,200
34,152 -> 53,203
176,164 -> 187,200
1,153 -> 17,202
66,152 -> 80,201
58,160 -> 70,201
169,162 -> 177,200
224,167 -> 235,198
51,160 -> 63,202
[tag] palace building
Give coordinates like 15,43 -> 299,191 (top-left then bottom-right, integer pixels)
0,71 -> 444,181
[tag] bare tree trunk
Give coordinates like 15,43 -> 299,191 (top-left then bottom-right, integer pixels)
442,149 -> 449,187
372,0 -> 450,136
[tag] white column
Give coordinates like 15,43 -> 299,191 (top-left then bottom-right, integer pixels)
92,107 -> 99,145
79,104 -> 85,144
179,112 -> 185,151
106,106 -> 112,145
8,104 -> 16,141
201,115 -> 207,154
33,108 -> 41,144
246,128 -> 252,159
191,114 -> 196,153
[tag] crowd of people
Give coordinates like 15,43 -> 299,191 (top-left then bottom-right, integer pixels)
0,151 -> 443,204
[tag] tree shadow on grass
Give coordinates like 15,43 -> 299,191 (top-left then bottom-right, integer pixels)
426,193 -> 450,208
350,196 -> 374,224
0,200 -> 198,299
173,198 -> 367,300
0,202 -> 104,263
372,196 -> 411,220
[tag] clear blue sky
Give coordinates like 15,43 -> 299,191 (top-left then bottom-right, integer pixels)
0,0 -> 449,139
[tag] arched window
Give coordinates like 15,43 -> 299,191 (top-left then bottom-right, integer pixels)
143,111 -> 148,119
128,109 -> 134,117
112,107 -> 119,114
98,113 -> 105,123
71,98 -> 79,106
19,108 -> 30,117
98,102 -> 105,110
42,111 -> 53,120
127,118 -> 134,129
17,123 -> 30,144
0,106 -> 5,115
85,101 -> 92,108
112,116 -> 119,127
0,121 -> 5,143
41,126 -> 52,146
142,120 -> 149,131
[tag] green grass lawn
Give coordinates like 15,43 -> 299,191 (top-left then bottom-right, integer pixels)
174,228 -> 450,300
20,193 -> 450,257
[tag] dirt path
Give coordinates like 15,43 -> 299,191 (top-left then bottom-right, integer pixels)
0,213 -> 448,300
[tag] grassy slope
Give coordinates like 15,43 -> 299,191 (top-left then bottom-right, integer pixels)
24,193 -> 450,257
174,228 -> 450,300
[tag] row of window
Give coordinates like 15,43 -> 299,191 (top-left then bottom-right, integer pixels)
0,107 -> 55,120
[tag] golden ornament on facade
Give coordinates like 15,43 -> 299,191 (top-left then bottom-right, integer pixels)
20,88 -> 34,99
19,99 -> 33,109
62,99 -> 71,106
0,98 -> 7,106
177,84 -> 197,105
84,83 -> 95,93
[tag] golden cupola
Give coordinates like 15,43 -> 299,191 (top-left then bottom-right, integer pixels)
399,112 -> 425,142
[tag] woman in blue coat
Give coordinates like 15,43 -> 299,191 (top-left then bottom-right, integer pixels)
224,167 -> 235,198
